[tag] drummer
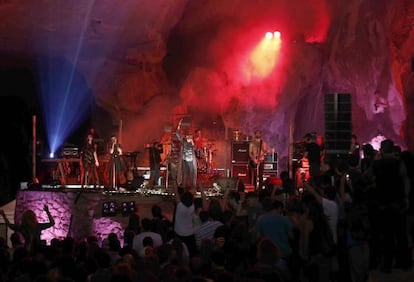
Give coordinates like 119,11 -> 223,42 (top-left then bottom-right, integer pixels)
193,128 -> 213,172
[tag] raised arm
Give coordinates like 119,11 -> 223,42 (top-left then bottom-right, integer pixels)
41,205 -> 55,229
175,119 -> 184,142
303,180 -> 322,204
0,209 -> 19,231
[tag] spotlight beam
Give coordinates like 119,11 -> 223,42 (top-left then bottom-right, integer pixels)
53,0 -> 96,153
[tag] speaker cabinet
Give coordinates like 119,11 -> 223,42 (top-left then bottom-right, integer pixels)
264,152 -> 278,163
231,163 -> 251,185
325,93 -> 352,154
263,152 -> 278,176
231,141 -> 250,163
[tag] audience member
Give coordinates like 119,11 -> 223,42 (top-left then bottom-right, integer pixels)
0,205 -> 54,254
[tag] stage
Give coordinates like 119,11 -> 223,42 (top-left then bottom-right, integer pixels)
1,154 -> 257,246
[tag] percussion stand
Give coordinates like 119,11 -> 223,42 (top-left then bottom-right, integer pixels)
165,159 -> 169,190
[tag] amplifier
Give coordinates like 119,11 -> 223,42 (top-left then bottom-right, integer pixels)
231,141 -> 250,163
63,147 -> 79,157
264,152 -> 278,163
264,163 -> 277,171
231,163 -> 251,185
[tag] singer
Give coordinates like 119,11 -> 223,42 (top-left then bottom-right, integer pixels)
109,135 -> 123,190
175,119 -> 197,191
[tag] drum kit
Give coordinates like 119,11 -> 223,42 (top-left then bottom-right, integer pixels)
196,141 -> 216,173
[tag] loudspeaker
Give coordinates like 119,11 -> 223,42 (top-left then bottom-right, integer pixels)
231,141 -> 250,163
325,93 -> 352,154
264,152 -> 278,163
231,163 -> 251,185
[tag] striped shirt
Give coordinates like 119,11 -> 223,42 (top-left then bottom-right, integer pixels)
194,220 -> 223,247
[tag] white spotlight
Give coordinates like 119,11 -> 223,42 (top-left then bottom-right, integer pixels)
273,31 -> 281,38
265,32 -> 273,39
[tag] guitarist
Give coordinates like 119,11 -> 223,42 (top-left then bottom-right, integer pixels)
249,130 -> 267,190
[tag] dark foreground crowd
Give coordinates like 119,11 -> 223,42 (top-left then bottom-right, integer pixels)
0,138 -> 414,282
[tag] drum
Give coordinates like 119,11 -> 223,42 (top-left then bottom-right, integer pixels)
295,158 -> 310,188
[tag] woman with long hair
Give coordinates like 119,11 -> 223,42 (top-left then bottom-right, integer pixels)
0,205 -> 54,254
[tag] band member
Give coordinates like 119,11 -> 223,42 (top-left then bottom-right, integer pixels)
80,134 -> 100,187
249,130 -> 267,190
194,129 -> 203,159
303,132 -> 321,178
194,128 -> 207,171
149,141 -> 163,188
109,135 -> 123,190
176,119 -> 197,190
167,125 -> 182,189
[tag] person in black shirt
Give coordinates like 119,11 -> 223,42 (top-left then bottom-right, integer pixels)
80,133 -> 100,187
349,134 -> 361,163
149,141 -> 163,188
303,133 -> 321,178
371,139 -> 410,272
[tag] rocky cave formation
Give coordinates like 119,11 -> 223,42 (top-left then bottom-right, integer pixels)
1,0 -> 414,172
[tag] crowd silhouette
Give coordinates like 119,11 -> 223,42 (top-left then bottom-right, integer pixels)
0,138 -> 413,282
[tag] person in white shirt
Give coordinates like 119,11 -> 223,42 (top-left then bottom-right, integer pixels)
304,174 -> 339,244
173,186 -> 197,257
132,217 -> 163,254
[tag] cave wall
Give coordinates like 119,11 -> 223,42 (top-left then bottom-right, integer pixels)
1,0 -> 414,170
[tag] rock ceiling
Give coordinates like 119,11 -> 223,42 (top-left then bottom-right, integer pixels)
1,0 -> 414,167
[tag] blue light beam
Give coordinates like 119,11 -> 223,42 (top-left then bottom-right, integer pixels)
37,56 -> 93,156
33,1 -> 141,155
36,1 -> 96,156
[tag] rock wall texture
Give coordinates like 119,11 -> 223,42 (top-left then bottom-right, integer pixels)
1,0 -> 414,170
